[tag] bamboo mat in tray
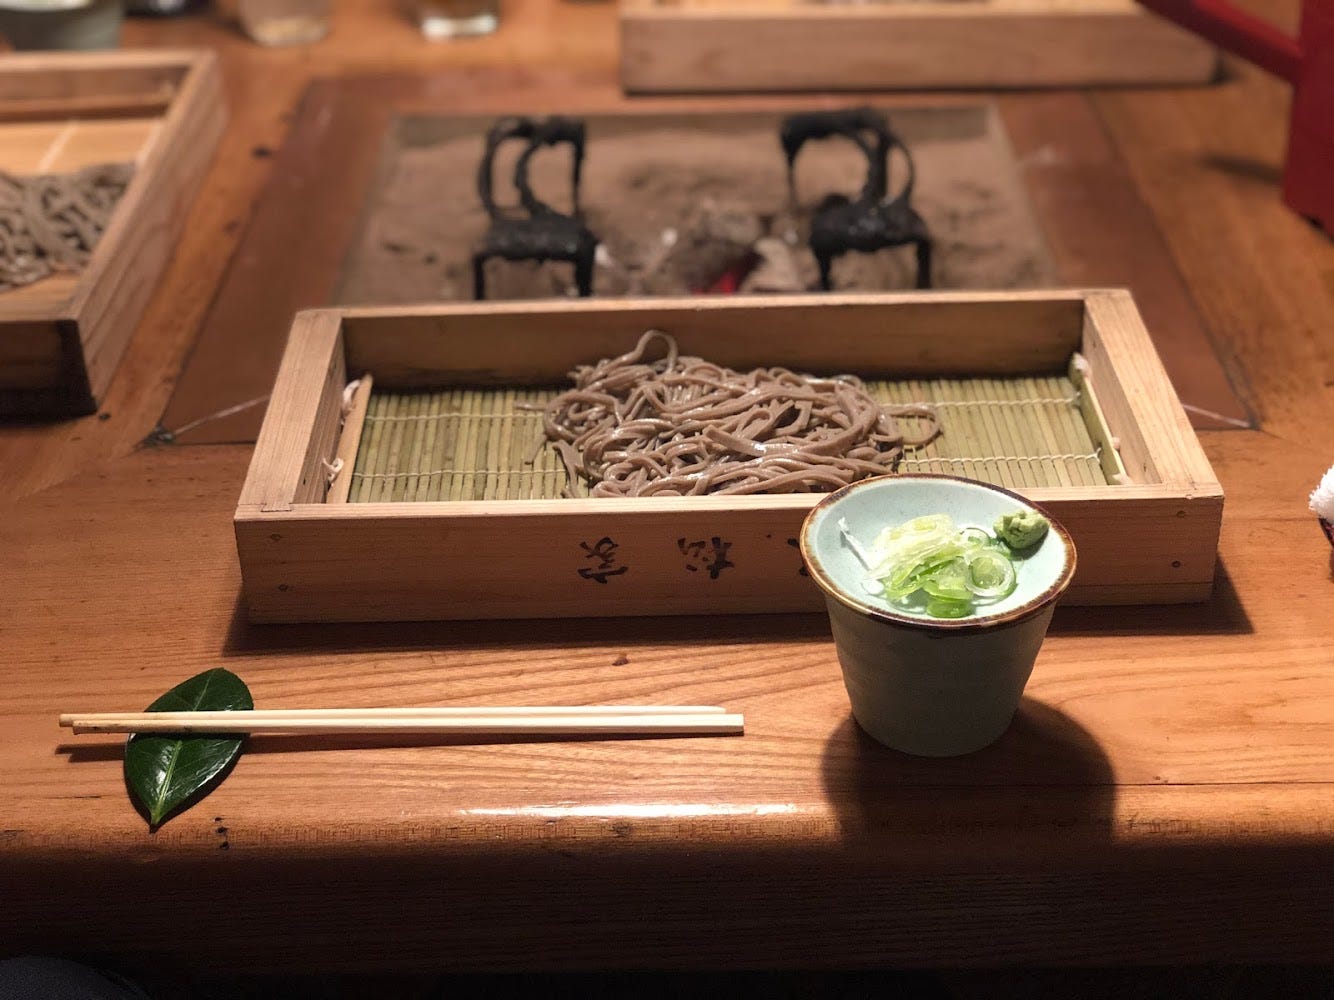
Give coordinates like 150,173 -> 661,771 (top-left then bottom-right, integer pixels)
343,373 -> 1112,503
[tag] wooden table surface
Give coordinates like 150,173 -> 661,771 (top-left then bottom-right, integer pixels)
3,0 -> 1334,974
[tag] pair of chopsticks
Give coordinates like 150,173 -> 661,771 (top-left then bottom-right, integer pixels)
59,705 -> 744,738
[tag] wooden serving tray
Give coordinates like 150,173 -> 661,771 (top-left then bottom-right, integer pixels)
620,0 -> 1218,93
235,291 -> 1223,623
0,50 -> 224,417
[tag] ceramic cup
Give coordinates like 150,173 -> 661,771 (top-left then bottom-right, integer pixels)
800,474 -> 1076,757
0,0 -> 122,50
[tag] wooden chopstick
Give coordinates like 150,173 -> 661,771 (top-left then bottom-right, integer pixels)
61,705 -> 727,723
59,707 -> 743,737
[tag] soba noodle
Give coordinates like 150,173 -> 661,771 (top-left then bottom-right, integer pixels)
0,163 -> 134,293
540,330 -> 940,497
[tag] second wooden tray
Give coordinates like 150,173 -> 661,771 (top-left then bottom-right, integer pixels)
620,0 -> 1218,93
0,50 -> 224,417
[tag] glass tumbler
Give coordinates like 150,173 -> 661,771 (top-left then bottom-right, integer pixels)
238,0 -> 331,45
414,0 -> 498,39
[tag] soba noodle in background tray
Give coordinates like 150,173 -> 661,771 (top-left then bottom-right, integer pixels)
0,163 -> 133,293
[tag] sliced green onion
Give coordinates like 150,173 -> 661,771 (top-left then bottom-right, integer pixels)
926,596 -> 972,619
959,526 -> 993,546
965,551 -> 1017,599
843,511 -> 1043,620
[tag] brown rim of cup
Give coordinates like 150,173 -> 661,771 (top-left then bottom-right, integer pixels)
799,473 -> 1078,634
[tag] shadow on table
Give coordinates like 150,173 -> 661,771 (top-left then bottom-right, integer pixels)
1202,151 -> 1284,188
219,557 -> 1250,657
54,725 -> 728,762
820,698 -> 1115,837
220,594 -> 832,658
1046,559 -> 1251,639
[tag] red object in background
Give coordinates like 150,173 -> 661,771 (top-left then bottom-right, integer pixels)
696,252 -> 760,295
1137,0 -> 1333,234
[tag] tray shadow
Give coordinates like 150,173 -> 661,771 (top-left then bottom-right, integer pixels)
220,554 -> 1251,659
221,593 -> 830,659
1047,559 -> 1251,639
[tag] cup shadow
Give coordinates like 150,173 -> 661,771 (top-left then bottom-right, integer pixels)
820,698 -> 1116,839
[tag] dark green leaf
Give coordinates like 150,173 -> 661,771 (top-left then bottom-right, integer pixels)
124,668 -> 253,829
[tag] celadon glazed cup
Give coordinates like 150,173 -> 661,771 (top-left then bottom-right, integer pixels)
0,0 -> 122,50
800,474 -> 1076,757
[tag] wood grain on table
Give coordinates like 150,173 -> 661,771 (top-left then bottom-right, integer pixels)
2,0 -> 1333,973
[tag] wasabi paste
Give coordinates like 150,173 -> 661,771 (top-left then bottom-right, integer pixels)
994,510 -> 1050,550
